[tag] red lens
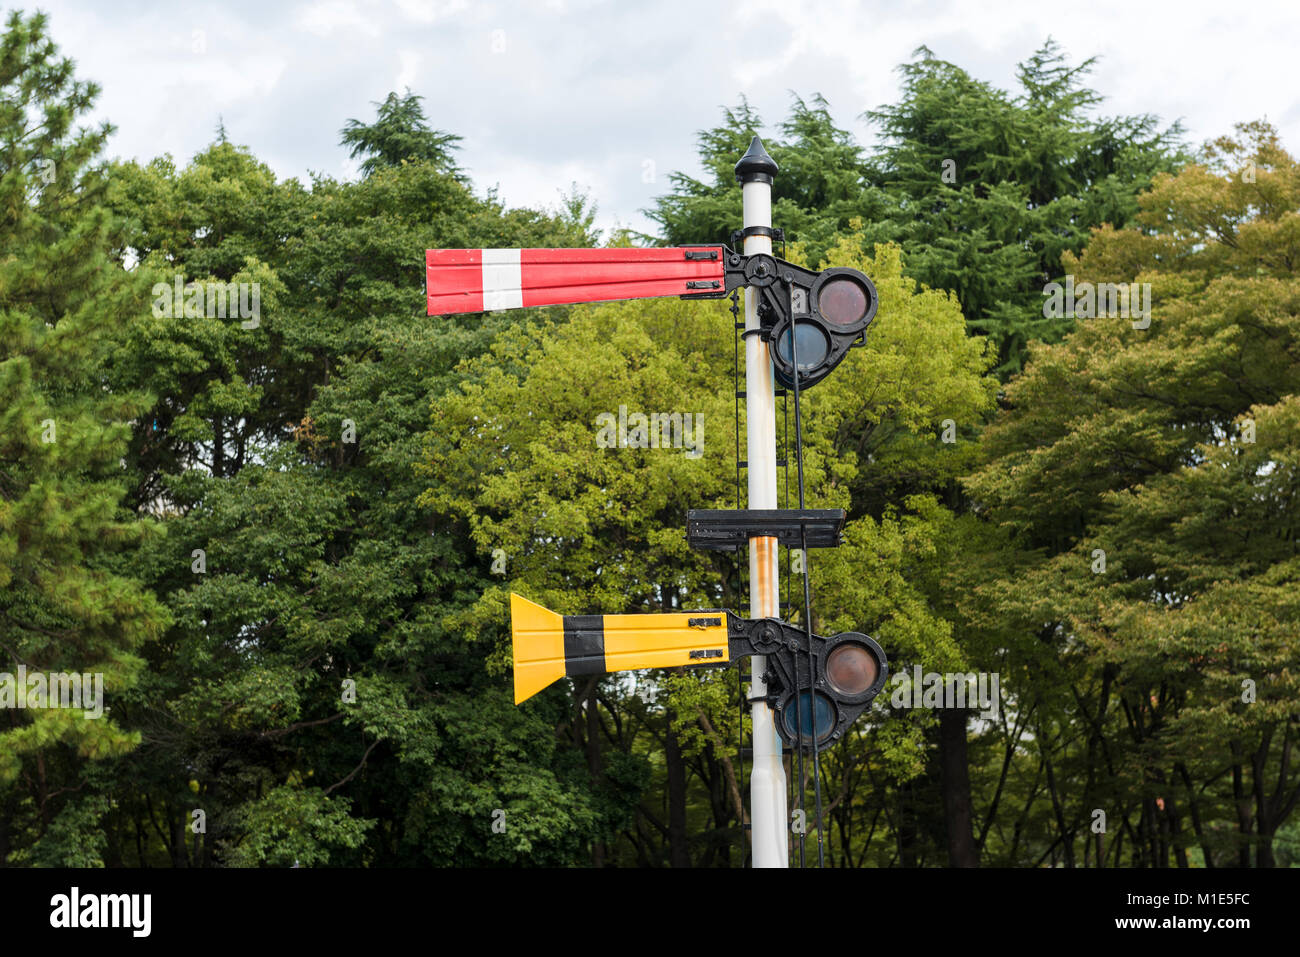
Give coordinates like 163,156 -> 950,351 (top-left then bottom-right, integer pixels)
826,643 -> 878,696
818,276 -> 868,326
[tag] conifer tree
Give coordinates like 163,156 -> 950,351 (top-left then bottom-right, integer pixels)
0,10 -> 167,865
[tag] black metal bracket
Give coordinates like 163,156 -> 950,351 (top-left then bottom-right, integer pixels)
730,226 -> 784,247
729,617 -> 796,708
679,245 -> 811,315
728,616 -> 799,661
681,247 -> 825,337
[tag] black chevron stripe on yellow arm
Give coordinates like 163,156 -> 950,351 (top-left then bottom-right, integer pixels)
509,593 -> 732,704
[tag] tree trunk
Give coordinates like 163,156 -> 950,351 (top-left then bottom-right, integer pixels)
897,779 -> 918,868
1257,830 -> 1275,868
1177,762 -> 1215,868
1253,731 -> 1279,868
169,806 -> 190,868
939,708 -> 979,867
583,680 -> 606,867
664,710 -> 690,868
1230,744 -> 1252,867
212,415 -> 224,477
1043,756 -> 1075,867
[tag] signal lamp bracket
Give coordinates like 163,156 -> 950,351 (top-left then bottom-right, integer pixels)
686,508 -> 846,552
682,246 -> 878,390
725,615 -> 889,751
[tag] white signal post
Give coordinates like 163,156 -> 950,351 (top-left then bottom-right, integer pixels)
737,137 -> 788,868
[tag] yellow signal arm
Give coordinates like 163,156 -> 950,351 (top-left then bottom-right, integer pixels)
510,593 -> 733,704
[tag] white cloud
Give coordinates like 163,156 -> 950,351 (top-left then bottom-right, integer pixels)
394,50 -> 421,91
295,0 -> 384,37
20,0 -> 1300,241
393,0 -> 468,24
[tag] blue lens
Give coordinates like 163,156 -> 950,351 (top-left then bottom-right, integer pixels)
783,691 -> 835,743
775,322 -> 830,370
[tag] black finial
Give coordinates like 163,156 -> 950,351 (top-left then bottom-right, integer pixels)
735,135 -> 778,185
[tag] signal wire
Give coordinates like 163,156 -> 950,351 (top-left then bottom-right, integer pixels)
787,291 -> 826,868
730,289 -> 748,865
782,362 -> 808,869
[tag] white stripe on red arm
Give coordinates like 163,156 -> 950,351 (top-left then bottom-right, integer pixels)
481,248 -> 522,311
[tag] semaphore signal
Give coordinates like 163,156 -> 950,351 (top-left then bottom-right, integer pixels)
423,136 -> 887,867
425,245 -> 878,390
509,593 -> 887,752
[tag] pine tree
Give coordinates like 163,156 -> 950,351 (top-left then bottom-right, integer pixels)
340,89 -> 464,179
867,40 -> 1185,375
0,10 -> 167,865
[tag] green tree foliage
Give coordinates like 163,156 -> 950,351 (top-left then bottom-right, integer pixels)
1,34 -> 601,859
0,10 -> 168,863
643,41 -> 1186,867
647,96 -> 891,261
966,121 -> 1300,866
97,131 -> 601,866
340,89 -> 464,180
6,8 -> 1292,869
868,41 -> 1185,375
648,43 -> 1185,378
105,143 -> 297,503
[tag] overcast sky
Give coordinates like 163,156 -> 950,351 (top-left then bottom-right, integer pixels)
22,0 -> 1300,238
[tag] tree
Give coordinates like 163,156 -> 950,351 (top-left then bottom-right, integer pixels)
646,95 -> 892,264
340,89 -> 464,180
0,10 -> 168,865
104,142 -> 300,506
866,40 -> 1186,376
649,44 -> 1185,379
966,120 -> 1300,866
90,106 -> 603,865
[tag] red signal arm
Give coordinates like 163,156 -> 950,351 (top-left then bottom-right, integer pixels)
426,246 -> 729,316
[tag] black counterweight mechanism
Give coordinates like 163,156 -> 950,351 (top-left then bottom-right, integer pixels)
683,248 -> 879,390
728,614 -> 889,751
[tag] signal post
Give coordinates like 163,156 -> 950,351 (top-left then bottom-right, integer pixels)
736,139 -> 788,867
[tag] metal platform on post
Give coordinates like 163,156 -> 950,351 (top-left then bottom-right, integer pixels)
685,508 -> 847,552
